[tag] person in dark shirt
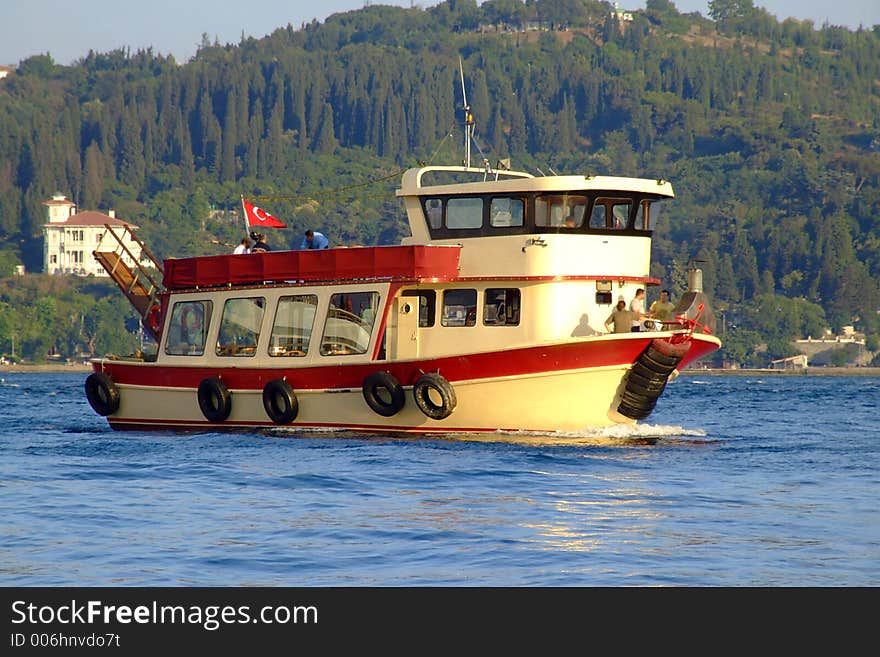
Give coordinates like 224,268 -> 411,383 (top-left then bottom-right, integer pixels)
249,231 -> 270,253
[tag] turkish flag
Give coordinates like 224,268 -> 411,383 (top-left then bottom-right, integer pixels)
242,198 -> 286,228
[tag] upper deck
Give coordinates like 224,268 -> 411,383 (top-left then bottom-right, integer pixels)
163,244 -> 462,290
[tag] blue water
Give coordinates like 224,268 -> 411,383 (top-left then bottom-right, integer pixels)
1,372 -> 877,586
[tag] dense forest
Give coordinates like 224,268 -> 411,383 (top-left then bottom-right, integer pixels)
1,0 -> 879,365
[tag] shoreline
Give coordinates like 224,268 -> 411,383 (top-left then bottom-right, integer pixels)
0,363 -> 92,373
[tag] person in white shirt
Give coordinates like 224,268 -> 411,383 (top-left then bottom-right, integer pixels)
232,237 -> 251,254
629,288 -> 647,332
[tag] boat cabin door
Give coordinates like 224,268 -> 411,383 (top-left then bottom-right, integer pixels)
388,295 -> 420,360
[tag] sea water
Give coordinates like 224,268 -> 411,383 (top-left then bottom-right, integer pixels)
0,372 -> 877,586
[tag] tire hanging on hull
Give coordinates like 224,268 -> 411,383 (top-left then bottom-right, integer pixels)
617,339 -> 689,421
263,378 -> 298,424
198,376 -> 232,423
85,372 -> 120,416
412,372 -> 457,420
362,371 -> 406,417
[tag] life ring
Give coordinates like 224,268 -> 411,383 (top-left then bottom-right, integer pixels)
362,371 -> 405,417
198,376 -> 231,422
146,304 -> 162,336
412,372 -> 457,420
84,372 -> 120,416
262,378 -> 298,424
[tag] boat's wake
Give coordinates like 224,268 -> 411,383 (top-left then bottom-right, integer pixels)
259,423 -> 710,447
441,424 -> 710,446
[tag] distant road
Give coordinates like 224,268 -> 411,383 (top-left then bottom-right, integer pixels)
683,367 -> 880,376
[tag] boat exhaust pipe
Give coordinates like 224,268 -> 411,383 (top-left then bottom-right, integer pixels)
672,261 -> 714,333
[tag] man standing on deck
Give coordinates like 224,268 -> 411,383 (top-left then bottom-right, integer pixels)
629,288 -> 647,332
298,229 -> 329,250
649,289 -> 675,324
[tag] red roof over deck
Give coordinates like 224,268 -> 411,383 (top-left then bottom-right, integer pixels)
163,244 -> 461,290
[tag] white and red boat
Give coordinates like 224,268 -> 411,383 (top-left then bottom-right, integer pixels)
85,159 -> 720,433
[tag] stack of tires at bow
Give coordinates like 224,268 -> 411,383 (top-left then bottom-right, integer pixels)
617,339 -> 688,420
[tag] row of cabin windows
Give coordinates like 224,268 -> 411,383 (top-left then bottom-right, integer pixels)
164,288 -> 521,358
423,193 -> 659,236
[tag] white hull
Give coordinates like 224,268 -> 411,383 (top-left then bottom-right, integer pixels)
105,364 -> 638,433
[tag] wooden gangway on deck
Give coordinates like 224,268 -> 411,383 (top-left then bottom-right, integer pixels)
93,225 -> 164,340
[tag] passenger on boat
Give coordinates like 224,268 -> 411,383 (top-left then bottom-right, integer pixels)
649,289 -> 675,323
298,229 -> 329,250
605,299 -> 632,334
233,237 -> 251,254
250,231 -> 270,253
629,288 -> 647,332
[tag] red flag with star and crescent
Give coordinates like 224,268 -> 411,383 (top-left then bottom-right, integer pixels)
242,197 -> 286,228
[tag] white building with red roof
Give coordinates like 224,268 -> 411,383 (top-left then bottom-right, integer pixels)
42,193 -> 144,276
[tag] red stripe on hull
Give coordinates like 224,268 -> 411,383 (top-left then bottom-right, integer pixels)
107,418 -> 514,434
95,337 -> 661,391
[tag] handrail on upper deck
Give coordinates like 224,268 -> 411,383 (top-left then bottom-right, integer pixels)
398,165 -> 534,195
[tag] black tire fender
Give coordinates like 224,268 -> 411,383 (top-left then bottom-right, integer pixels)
198,376 -> 232,423
362,371 -> 405,417
262,378 -> 298,424
84,372 -> 120,416
412,372 -> 457,420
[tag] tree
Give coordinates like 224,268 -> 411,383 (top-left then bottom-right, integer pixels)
482,0 -> 528,27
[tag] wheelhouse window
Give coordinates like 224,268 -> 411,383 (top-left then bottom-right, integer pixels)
402,289 -> 436,327
216,297 -> 265,357
165,300 -> 213,356
590,197 -> 632,229
441,289 -> 477,327
269,294 -> 317,357
535,194 -> 588,228
446,198 -> 483,229
638,199 -> 661,230
425,198 -> 443,229
483,288 -> 521,326
489,197 -> 524,227
321,291 -> 379,356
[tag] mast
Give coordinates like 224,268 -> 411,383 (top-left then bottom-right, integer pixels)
459,57 -> 475,169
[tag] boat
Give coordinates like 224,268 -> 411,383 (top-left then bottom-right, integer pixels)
84,75 -> 720,434
84,156 -> 720,434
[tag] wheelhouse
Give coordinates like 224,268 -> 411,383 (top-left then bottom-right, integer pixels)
419,190 -> 666,240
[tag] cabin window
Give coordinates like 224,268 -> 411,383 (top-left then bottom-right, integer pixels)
591,197 -> 632,229
402,289 -> 436,327
424,198 -> 443,229
483,288 -> 520,326
595,281 -> 613,305
535,194 -> 588,227
216,297 -> 265,357
321,291 -> 379,356
269,294 -> 317,357
441,289 -> 477,327
165,300 -> 213,356
489,197 -> 524,227
638,199 -> 661,230
446,198 -> 483,229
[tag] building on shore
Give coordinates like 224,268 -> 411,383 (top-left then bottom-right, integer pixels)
42,193 -> 145,277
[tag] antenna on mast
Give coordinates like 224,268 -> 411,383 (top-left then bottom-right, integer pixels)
459,56 -> 474,168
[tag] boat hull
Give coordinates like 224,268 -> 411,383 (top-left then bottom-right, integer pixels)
91,333 -> 720,434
